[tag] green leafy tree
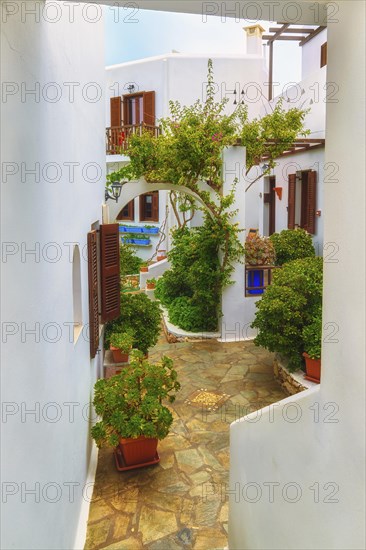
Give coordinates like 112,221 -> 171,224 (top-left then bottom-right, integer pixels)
107,60 -> 310,310
251,257 -> 323,370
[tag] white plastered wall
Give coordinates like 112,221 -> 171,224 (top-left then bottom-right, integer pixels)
1,3 -> 105,549
229,2 -> 365,548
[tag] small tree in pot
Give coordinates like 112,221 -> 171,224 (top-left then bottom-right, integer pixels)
91,350 -> 180,468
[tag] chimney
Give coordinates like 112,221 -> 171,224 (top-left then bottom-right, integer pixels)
244,24 -> 265,55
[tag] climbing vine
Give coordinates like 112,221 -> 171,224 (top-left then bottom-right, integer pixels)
108,60 -> 310,305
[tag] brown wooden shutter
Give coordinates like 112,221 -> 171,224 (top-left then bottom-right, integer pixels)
306,171 -> 317,234
152,192 -> 159,222
100,224 -> 120,322
87,231 -> 99,358
287,174 -> 296,229
143,91 -> 155,126
110,97 -> 122,127
320,42 -> 327,68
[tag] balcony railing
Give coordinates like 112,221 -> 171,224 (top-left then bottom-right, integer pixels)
245,265 -> 282,297
106,123 -> 161,155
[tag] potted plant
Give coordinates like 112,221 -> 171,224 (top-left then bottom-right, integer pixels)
109,329 -> 134,363
105,293 -> 161,356
91,350 -> 180,469
244,234 -> 276,295
157,249 -> 167,261
140,262 -> 149,273
146,278 -> 156,290
302,310 -> 322,383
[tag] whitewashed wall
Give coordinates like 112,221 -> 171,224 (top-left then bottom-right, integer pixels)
255,148 -> 325,253
229,2 -> 366,549
1,2 -> 105,549
302,28 -> 328,81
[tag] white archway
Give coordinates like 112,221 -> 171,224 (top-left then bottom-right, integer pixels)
107,176 -> 217,221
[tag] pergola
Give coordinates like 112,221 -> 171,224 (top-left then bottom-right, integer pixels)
263,24 -> 327,100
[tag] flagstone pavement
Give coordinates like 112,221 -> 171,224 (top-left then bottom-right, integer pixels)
84,334 -> 287,550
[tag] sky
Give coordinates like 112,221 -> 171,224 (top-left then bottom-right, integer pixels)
104,8 -> 302,91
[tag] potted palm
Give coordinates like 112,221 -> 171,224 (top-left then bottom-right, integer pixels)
109,329 -> 134,363
302,311 -> 322,383
91,350 -> 180,469
244,234 -> 276,295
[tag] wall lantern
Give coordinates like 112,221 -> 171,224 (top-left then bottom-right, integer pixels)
105,182 -> 123,203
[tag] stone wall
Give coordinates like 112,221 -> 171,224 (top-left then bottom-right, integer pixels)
273,355 -> 308,395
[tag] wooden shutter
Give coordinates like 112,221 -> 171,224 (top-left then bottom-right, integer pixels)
320,42 -> 327,68
110,97 -> 122,127
152,192 -> 159,222
306,171 -> 317,234
143,91 -> 155,126
287,174 -> 296,229
87,231 -> 99,358
100,224 -> 120,322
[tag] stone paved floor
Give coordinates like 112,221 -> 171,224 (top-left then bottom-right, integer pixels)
85,334 -> 287,550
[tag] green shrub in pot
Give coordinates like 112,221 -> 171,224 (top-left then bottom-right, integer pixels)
91,350 -> 180,447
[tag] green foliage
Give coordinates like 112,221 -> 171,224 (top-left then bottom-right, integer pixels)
252,257 -> 323,370
110,328 -> 135,353
155,270 -> 192,305
156,220 -> 225,332
302,308 -> 322,359
168,296 -> 218,332
119,243 -> 143,276
107,61 -> 309,304
238,98 -> 310,175
91,350 -> 181,446
270,229 -> 315,266
244,234 -> 276,266
105,293 -> 161,355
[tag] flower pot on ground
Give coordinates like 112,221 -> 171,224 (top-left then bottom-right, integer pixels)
244,234 -> 276,295
146,278 -> 156,290
109,329 -> 134,364
302,311 -> 322,383
91,350 -> 181,468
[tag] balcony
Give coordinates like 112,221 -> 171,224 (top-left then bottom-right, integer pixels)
106,123 -> 161,155
245,265 -> 281,297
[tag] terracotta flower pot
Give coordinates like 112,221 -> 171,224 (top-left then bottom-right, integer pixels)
110,346 -> 129,364
303,352 -> 321,383
146,283 -> 156,290
119,436 -> 158,466
140,266 -> 149,273
157,250 -> 167,261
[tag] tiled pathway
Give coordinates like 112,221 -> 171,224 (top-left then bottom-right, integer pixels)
85,335 -> 287,550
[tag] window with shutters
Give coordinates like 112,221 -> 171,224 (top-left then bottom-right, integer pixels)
320,42 -> 327,68
117,200 -> 135,221
122,91 -> 155,127
287,171 -> 317,234
87,223 -> 120,358
139,192 -> 159,222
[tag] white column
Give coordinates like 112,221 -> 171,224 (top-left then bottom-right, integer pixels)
220,146 -> 247,341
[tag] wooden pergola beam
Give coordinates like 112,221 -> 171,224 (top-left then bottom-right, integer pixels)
268,27 -> 316,33
264,35 -> 311,41
299,26 -> 327,46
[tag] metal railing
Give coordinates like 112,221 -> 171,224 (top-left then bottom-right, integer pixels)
106,123 -> 161,155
